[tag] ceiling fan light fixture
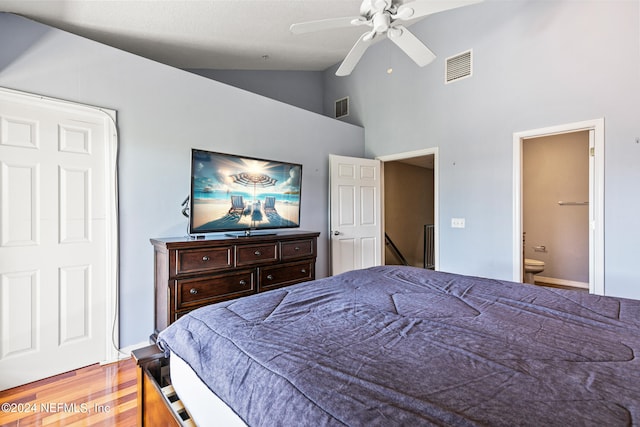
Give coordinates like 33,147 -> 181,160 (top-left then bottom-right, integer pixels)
374,0 -> 391,10
387,27 -> 402,39
372,12 -> 391,33
393,7 -> 414,20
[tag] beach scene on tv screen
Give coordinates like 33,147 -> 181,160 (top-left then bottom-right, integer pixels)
191,151 -> 301,232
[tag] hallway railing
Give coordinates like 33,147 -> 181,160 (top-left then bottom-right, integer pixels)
424,224 -> 435,269
385,233 -> 409,266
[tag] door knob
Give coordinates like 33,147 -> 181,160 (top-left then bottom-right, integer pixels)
333,231 -> 341,236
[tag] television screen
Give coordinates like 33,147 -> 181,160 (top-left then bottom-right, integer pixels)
189,149 -> 302,234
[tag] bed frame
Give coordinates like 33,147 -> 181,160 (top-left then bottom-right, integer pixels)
132,345 -> 195,426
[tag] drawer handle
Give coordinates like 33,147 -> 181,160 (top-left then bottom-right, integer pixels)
301,269 -> 307,274
239,280 -> 247,286
190,288 -> 198,295
294,246 -> 300,251
254,250 -> 262,256
202,256 -> 210,262
266,274 -> 273,280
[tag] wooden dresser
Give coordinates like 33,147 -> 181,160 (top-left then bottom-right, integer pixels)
150,230 -> 320,338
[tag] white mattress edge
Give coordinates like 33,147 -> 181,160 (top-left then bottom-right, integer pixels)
170,351 -> 248,427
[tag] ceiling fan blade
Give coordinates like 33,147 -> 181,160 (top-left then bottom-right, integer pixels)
388,26 -> 436,67
336,33 -> 374,76
290,16 -> 362,34
396,0 -> 483,21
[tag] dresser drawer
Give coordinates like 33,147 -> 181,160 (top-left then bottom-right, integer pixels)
175,270 -> 255,309
152,232 -> 319,336
259,261 -> 314,292
174,246 -> 233,275
236,243 -> 278,266
281,239 -> 314,260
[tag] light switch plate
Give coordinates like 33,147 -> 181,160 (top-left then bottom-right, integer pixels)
451,218 -> 465,228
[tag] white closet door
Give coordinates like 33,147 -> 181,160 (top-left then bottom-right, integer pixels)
0,89 -> 117,390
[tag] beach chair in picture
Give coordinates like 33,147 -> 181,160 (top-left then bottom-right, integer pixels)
264,196 -> 276,212
228,195 -> 245,214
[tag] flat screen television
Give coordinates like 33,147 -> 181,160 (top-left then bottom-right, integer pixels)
189,149 -> 302,236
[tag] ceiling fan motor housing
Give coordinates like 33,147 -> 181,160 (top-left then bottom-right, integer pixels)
372,11 -> 391,34
361,0 -> 394,17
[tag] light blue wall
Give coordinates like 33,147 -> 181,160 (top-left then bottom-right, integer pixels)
323,0 -> 640,299
0,13 -> 364,347
187,69 -> 324,114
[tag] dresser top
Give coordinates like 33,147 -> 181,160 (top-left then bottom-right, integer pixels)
151,230 -> 320,249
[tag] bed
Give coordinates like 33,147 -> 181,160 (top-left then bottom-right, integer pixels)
138,266 -> 640,426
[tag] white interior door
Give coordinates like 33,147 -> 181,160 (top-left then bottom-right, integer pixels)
0,89 -> 118,390
329,154 -> 382,275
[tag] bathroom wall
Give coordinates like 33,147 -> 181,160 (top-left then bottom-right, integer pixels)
384,161 -> 434,267
523,131 -> 589,284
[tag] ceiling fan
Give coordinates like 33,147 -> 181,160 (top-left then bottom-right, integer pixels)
290,0 -> 482,76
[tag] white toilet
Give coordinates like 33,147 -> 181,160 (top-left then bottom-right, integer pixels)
524,258 -> 545,284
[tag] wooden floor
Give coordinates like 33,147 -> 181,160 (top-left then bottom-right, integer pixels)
0,358 -> 136,426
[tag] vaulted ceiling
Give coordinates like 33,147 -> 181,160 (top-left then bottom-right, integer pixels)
0,0 -> 393,71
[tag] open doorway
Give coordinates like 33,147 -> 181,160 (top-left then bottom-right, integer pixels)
522,131 -> 589,289
513,119 -> 604,295
377,148 -> 438,270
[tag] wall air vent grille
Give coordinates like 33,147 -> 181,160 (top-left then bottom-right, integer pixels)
445,50 -> 472,84
335,97 -> 349,119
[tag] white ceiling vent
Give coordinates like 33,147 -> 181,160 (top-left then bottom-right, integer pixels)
335,96 -> 349,119
445,50 -> 472,84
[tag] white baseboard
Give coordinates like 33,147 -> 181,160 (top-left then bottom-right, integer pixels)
535,275 -> 589,289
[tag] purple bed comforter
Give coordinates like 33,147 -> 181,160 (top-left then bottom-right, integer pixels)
157,266 -> 640,426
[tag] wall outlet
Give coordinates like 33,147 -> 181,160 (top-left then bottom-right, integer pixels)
451,218 -> 466,228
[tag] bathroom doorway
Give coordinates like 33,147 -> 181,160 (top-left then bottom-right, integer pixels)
513,119 -> 604,294
377,148 -> 438,270
523,131 -> 589,288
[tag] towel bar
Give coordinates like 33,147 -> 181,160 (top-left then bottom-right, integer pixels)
557,201 -> 588,206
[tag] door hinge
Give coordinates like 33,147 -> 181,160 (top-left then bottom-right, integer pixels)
590,147 -> 595,157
